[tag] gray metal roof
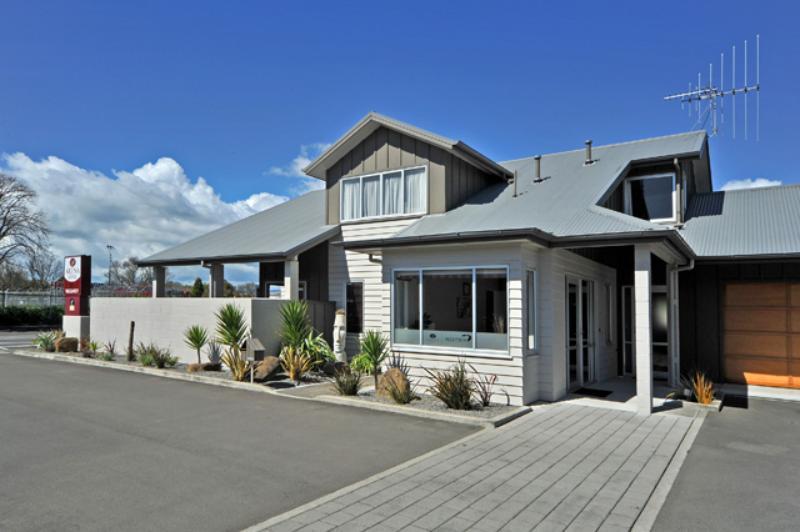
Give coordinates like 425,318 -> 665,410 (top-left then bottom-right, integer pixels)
303,112 -> 513,180
681,185 -> 800,258
365,131 -> 707,246
139,190 -> 337,266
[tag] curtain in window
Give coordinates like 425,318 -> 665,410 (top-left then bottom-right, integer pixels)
341,180 -> 360,221
383,171 -> 402,216
362,175 -> 381,217
404,168 -> 425,213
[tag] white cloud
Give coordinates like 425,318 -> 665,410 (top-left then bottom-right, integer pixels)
1,153 -> 288,283
720,177 -> 782,191
267,142 -> 330,194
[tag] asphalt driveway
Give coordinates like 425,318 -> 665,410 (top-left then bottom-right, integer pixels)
0,354 -> 475,532
654,397 -> 800,531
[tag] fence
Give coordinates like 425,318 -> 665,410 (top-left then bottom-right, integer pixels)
0,290 -> 64,308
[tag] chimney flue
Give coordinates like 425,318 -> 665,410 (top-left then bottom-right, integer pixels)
584,140 -> 593,165
534,155 -> 542,180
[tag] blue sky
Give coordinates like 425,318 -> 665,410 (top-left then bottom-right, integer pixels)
0,0 -> 795,281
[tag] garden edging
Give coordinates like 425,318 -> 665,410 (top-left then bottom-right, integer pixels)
314,394 -> 531,428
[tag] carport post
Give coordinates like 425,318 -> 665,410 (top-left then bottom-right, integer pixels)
152,266 -> 166,298
283,257 -> 299,300
209,264 -> 225,298
634,244 -> 653,415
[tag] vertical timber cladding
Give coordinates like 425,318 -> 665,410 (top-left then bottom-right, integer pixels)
325,126 -> 497,224
723,282 -> 800,388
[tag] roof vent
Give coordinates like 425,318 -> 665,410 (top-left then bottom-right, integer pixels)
532,155 -> 550,183
584,140 -> 596,166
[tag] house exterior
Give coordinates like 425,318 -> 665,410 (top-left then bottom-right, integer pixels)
130,112 -> 800,414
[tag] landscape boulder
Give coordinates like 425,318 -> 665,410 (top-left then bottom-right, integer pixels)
252,356 -> 281,381
377,367 -> 409,400
321,360 -> 348,376
56,337 -> 79,353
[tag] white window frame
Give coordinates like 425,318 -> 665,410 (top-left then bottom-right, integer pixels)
264,280 -> 307,300
339,165 -> 428,222
623,172 -> 677,224
526,269 -> 538,352
390,265 -> 511,358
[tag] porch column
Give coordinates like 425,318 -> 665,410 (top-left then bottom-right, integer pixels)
152,266 -> 166,298
208,264 -> 225,298
283,257 -> 299,300
634,244 -> 653,415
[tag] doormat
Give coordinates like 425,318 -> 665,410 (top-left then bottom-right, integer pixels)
574,387 -> 613,398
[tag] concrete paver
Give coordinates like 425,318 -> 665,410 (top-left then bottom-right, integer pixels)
260,404 -> 697,532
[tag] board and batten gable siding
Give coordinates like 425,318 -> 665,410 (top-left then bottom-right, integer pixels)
534,247 -> 618,402
329,217 -> 420,357
382,242 -> 531,405
325,126 -> 496,225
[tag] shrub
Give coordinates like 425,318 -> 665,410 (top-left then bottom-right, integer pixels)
279,299 -> 311,350
206,341 -> 222,365
86,340 -> 100,358
0,305 -> 63,326
387,352 -> 410,376
280,345 -> 314,383
690,370 -> 715,405
104,339 -> 117,357
424,360 -> 474,410
32,330 -> 58,352
183,324 -> 209,364
333,367 -> 362,396
97,351 -> 115,361
470,365 -> 498,407
136,342 -> 178,368
351,330 -> 388,389
386,376 -> 417,405
303,331 -> 334,365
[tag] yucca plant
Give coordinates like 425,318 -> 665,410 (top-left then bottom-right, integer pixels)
691,370 -> 715,405
104,339 -> 117,357
279,299 -> 311,350
424,360 -> 474,410
351,330 -> 388,389
303,331 -> 334,365
183,324 -> 209,364
32,330 -> 57,352
280,345 -> 314,384
87,340 -> 100,358
206,341 -> 222,365
215,304 -> 250,381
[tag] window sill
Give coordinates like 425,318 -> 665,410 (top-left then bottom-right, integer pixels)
391,343 -> 513,360
340,212 -> 425,226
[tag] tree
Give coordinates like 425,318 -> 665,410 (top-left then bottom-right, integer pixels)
190,277 -> 204,297
0,261 -> 28,290
0,174 -> 49,269
25,247 -> 60,289
351,330 -> 389,389
109,256 -> 156,288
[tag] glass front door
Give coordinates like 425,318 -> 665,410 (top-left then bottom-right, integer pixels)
566,277 -> 595,390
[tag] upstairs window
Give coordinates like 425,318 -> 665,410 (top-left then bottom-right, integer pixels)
623,173 -> 676,223
340,166 -> 427,221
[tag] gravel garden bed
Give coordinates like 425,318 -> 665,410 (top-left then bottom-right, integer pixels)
353,389 -> 521,420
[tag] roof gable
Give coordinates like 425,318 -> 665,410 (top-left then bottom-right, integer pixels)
303,112 -> 512,181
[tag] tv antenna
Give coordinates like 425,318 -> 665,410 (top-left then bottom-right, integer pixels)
664,34 -> 760,140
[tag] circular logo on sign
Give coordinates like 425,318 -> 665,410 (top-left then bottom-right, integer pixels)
64,257 -> 81,282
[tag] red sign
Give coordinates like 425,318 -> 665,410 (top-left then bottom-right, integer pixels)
64,255 -> 91,316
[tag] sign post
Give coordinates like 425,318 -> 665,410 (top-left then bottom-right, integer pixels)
62,255 -> 91,340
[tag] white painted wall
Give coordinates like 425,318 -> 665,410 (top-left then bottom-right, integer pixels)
90,298 -> 291,364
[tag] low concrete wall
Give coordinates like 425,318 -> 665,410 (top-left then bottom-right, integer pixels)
90,298 -> 335,364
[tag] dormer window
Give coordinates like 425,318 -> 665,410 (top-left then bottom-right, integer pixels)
623,173 -> 677,223
340,166 -> 427,222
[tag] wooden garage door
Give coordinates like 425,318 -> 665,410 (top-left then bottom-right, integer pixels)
723,282 -> 800,388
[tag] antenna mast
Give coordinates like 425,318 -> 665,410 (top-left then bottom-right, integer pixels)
664,35 -> 761,139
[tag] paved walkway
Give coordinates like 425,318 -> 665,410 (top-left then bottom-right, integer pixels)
257,404 -> 698,532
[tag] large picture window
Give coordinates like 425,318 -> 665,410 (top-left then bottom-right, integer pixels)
340,166 -> 427,221
393,267 -> 508,352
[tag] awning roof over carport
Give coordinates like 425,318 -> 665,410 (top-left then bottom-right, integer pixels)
138,190 -> 338,266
